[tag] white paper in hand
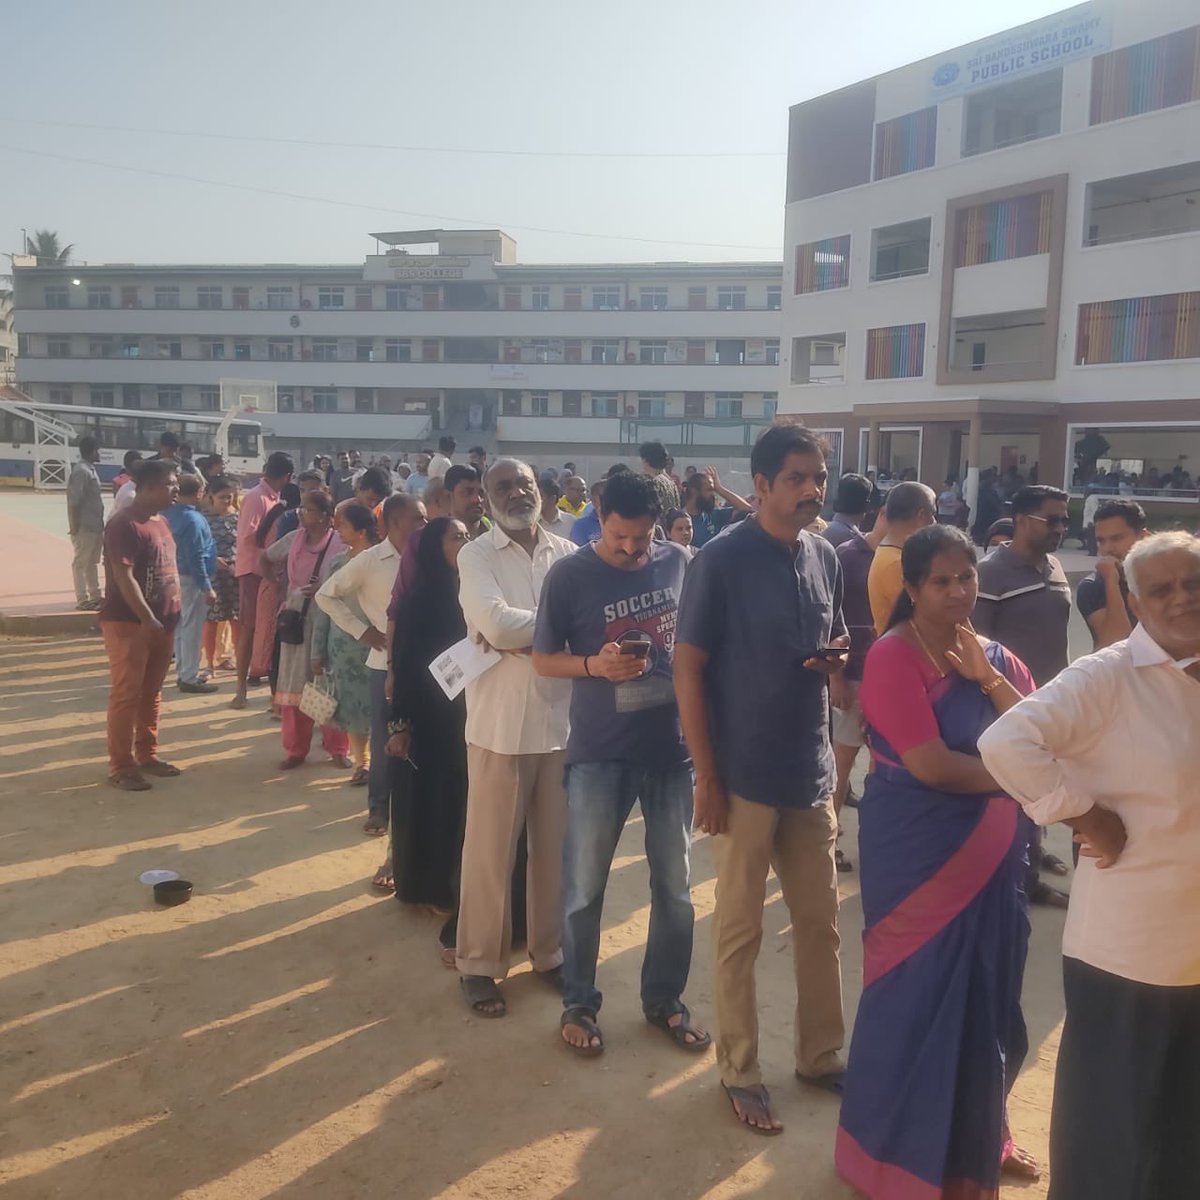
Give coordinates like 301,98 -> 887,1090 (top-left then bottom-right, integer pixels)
428,636 -> 501,701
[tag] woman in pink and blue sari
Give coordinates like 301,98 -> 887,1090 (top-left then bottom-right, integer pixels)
836,525 -> 1042,1199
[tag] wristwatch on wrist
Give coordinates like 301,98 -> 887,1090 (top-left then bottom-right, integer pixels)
387,719 -> 411,736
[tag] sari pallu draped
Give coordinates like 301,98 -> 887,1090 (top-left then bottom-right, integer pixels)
836,639 -> 1034,1200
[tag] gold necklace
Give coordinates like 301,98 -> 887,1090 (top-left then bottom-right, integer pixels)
910,620 -> 947,677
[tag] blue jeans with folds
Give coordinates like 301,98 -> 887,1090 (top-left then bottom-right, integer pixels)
561,760 -> 695,1017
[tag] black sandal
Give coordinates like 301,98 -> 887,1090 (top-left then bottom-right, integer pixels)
645,1000 -> 712,1053
722,1083 -> 783,1136
460,975 -> 506,1018
561,1007 -> 604,1057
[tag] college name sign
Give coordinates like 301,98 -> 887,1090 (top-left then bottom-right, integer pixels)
364,254 -> 483,282
929,4 -> 1109,99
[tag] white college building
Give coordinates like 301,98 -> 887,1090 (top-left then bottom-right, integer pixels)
13,229 -> 782,479
779,0 -> 1200,504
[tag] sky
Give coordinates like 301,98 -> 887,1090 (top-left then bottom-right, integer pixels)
2,0 -> 1072,267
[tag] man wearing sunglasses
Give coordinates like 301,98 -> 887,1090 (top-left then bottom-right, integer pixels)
974,484 -> 1073,907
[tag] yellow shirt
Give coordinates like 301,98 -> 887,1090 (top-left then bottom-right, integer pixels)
867,544 -> 904,635
558,497 -> 586,518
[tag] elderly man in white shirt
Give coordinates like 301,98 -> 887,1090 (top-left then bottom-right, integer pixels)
454,458 -> 575,1019
979,531 -> 1200,1200
315,492 -> 427,837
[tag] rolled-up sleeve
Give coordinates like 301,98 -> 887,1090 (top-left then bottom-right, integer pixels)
315,553 -> 369,641
977,658 -> 1116,826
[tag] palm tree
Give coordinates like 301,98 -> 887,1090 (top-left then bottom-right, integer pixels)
24,230 -> 75,266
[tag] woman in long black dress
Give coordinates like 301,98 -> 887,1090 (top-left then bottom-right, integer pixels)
387,517 -> 471,953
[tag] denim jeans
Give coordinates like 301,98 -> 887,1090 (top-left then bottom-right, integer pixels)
367,668 -> 390,825
174,576 -> 207,685
561,760 -> 695,1017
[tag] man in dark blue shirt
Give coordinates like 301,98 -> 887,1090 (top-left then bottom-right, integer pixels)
534,471 -> 709,1058
675,423 -> 848,1135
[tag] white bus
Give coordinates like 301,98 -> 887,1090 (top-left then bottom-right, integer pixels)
0,403 -> 264,487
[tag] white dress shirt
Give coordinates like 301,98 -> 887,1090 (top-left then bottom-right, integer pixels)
457,524 -> 574,755
428,453 -> 452,480
540,508 -> 576,537
112,478 -> 137,515
314,539 -> 400,671
979,624 -> 1200,986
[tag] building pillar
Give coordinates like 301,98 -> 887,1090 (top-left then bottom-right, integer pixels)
964,414 -> 983,529
866,420 -> 881,475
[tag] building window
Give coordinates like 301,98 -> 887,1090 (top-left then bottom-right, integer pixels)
123,340 -> 142,359
638,393 -> 666,418
1084,162 -> 1200,246
767,286 -> 781,310
318,287 -> 345,309
963,70 -> 1062,157
120,286 -> 139,309
312,389 -> 338,412
312,339 -> 338,362
950,309 -> 1046,371
232,287 -> 250,310
157,388 -> 184,410
385,284 -> 409,310
88,338 -> 115,358
530,392 -> 550,417
591,339 -> 620,364
954,192 -> 1052,267
157,340 -> 182,360
717,286 -> 747,310
48,338 -> 70,358
234,342 -> 251,361
687,286 -> 707,310
794,235 -> 851,294
90,389 -> 115,408
766,340 -> 781,366
562,391 -> 582,417
201,339 -> 225,360
873,107 -> 937,180
866,323 -> 926,379
564,287 -> 582,311
421,339 -> 440,362
640,287 -> 668,310
355,287 -> 373,311
199,387 -> 220,411
503,286 -> 522,310
197,286 -> 223,309
531,285 -> 551,310
121,385 -> 140,408
268,339 -> 293,361
714,394 -> 743,418
1090,26 -> 1200,125
502,390 -> 521,416
267,286 -> 293,309
684,392 -> 705,417
791,333 -> 846,384
639,340 -> 668,365
355,388 -> 375,412
154,286 -> 180,309
592,286 -> 621,310
1076,292 -> 1200,365
871,218 -> 931,281
87,287 -> 112,309
385,339 -> 412,363
45,287 -> 69,308
356,339 -> 374,362
46,386 -> 71,403
763,393 -> 778,419
715,339 -> 745,365
591,392 -> 619,417
278,389 -> 295,412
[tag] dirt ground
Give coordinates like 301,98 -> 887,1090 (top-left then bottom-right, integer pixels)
0,633 -> 1071,1199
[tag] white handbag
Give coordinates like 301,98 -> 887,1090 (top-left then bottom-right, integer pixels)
299,674 -> 338,725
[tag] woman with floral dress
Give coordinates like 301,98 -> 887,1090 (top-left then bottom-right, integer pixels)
202,475 -> 240,675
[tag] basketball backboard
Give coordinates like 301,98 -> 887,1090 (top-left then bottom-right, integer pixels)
219,378 -> 278,414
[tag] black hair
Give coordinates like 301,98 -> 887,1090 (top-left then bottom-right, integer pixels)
1094,498 -> 1147,532
381,491 -> 419,527
833,472 -> 872,516
469,445 -> 486,457
444,463 -> 481,492
302,489 -> 334,517
257,483 -> 301,546
1010,485 -> 1068,518
78,434 -> 98,457
122,449 -> 143,470
159,430 -> 180,451
177,474 -> 203,499
539,476 -> 562,499
208,474 -> 236,495
605,462 -> 632,479
985,518 -> 1014,544
639,440 -> 669,471
179,442 -> 193,457
135,459 -> 177,489
438,435 -> 456,454
356,466 -> 390,499
663,507 -> 690,531
264,451 -> 295,481
297,469 -> 325,486
599,470 -> 661,521
281,482 -> 301,508
340,502 -> 382,543
886,525 -> 978,631
750,423 -> 825,485
885,481 -> 936,522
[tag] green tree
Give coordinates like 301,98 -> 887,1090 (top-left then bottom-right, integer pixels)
24,230 -> 75,266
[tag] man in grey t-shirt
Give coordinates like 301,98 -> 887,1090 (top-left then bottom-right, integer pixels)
533,471 -> 708,1059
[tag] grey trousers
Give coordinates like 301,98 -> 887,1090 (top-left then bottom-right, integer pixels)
71,529 -> 103,603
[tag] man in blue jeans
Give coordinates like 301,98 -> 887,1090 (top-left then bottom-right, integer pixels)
164,473 -> 218,694
533,470 -> 709,1057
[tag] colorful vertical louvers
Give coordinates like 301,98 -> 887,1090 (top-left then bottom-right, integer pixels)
866,323 -> 926,379
795,235 -> 852,294
955,193 -> 1053,267
1090,25 -> 1200,124
873,108 -> 937,181
1076,292 -> 1200,364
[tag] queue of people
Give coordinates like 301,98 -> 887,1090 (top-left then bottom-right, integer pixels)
83,424 -> 1198,1200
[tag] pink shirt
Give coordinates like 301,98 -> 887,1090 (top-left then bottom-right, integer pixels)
234,479 -> 280,578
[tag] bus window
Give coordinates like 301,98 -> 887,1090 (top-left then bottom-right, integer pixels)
183,422 -> 216,454
97,415 -> 135,449
229,424 -> 260,459
1,413 -> 33,443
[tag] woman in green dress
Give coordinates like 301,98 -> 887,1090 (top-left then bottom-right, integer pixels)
312,502 -> 379,786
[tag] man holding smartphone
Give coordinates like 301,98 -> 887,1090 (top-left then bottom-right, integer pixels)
533,471 -> 708,1058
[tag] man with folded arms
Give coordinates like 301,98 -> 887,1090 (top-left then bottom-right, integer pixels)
979,531 -> 1200,1200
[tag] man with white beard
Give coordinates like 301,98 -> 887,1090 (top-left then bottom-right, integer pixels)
454,459 -> 576,1018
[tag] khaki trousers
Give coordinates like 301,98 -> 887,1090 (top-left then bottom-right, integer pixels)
455,745 -> 567,980
713,793 -> 845,1087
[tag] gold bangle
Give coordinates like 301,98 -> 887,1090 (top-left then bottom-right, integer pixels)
980,674 -> 1006,696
